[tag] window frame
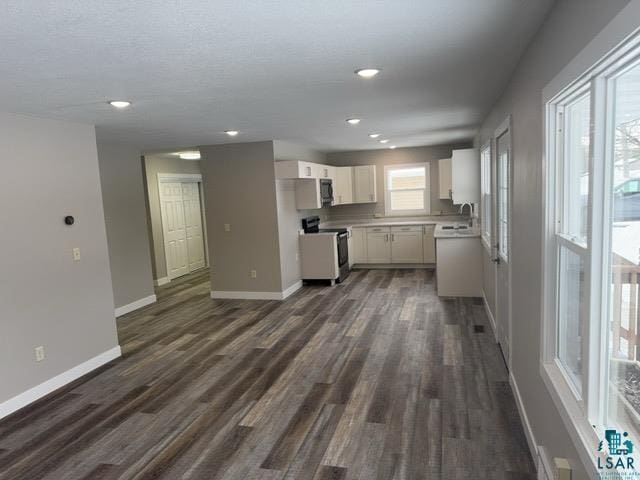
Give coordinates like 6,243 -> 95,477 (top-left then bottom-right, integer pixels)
383,163 -> 431,217
496,124 -> 511,261
542,22 -> 640,474
480,142 -> 492,250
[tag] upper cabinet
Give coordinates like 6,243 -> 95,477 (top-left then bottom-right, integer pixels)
353,165 -> 377,203
334,167 -> 353,205
276,160 -> 376,209
439,158 -> 452,200
438,149 -> 480,205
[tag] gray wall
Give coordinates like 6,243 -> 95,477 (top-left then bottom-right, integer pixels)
97,143 -> 155,309
476,0 -> 630,477
326,144 -> 471,218
143,154 -> 202,281
200,141 -> 283,293
0,112 -> 119,404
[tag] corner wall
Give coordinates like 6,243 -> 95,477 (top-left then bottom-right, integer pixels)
97,143 -> 155,311
200,141 -> 284,295
476,0 -> 631,477
0,112 -> 119,410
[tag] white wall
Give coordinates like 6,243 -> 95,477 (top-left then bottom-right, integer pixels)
477,1 -> 631,477
0,112 -> 119,409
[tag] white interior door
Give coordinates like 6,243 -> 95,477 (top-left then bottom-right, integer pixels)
182,182 -> 206,272
495,121 -> 512,365
160,182 -> 189,279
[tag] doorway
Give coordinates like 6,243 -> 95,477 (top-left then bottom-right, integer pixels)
158,174 -> 206,280
494,116 -> 512,367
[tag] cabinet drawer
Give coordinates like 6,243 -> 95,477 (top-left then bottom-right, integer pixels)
390,225 -> 424,233
366,226 -> 390,234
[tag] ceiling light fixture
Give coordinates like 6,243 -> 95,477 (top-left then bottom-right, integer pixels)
389,145 -> 397,149
225,130 -> 239,136
108,100 -> 131,108
346,118 -> 361,125
379,139 -> 389,144
369,133 -> 380,138
179,151 -> 201,160
355,68 -> 380,78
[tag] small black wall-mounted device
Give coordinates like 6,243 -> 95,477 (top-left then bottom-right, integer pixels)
64,215 -> 75,226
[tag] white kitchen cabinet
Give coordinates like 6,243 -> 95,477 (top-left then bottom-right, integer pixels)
275,160 -> 326,179
334,167 -> 354,205
438,150 -> 480,204
451,148 -> 480,205
350,227 -> 366,265
390,226 -> 423,263
422,225 -> 436,263
354,165 -> 377,203
294,179 -> 322,209
317,164 -> 335,180
439,158 -> 452,200
366,227 -> 391,263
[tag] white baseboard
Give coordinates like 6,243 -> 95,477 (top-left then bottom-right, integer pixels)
154,277 -> 170,287
281,281 -> 303,299
0,346 -> 122,420
115,294 -> 157,318
482,291 -> 499,343
211,281 -> 303,301
509,371 -> 539,466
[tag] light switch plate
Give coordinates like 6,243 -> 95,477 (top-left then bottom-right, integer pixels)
72,247 -> 81,261
224,224 -> 231,232
35,346 -> 45,362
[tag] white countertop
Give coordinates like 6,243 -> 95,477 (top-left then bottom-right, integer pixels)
321,217 -> 481,238
433,223 -> 481,239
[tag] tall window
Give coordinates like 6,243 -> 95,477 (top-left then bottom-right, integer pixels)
384,163 -> 430,216
497,131 -> 510,259
480,143 -> 492,247
544,37 -> 640,462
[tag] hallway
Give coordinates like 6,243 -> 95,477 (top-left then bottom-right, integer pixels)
0,269 -> 534,480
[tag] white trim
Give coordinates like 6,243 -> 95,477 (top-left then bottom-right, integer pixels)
482,291 -> 498,343
157,172 -> 202,183
0,346 -> 122,420
509,371 -> 539,467
281,281 -> 303,300
211,281 -> 303,301
154,276 -> 170,286
115,294 -> 157,318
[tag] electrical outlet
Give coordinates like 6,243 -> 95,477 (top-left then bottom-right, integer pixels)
224,224 -> 231,232
250,270 -> 257,278
35,346 -> 45,362
72,247 -> 81,261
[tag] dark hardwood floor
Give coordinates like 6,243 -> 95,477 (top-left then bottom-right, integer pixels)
0,268 -> 535,479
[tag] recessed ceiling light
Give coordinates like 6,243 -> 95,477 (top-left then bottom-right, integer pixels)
178,151 -> 201,160
369,133 -> 380,138
355,68 -> 380,78
379,139 -> 389,144
346,118 -> 361,125
389,145 -> 397,149
225,130 -> 239,136
108,100 -> 131,108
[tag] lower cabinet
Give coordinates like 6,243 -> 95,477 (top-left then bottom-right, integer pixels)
350,227 -> 367,265
390,226 -> 423,263
423,225 -> 436,263
365,228 -> 392,263
350,224 -> 436,265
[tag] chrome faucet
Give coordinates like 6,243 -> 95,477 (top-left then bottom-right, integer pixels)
459,202 -> 474,227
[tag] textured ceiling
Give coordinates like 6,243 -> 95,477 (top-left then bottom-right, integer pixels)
0,0 -> 554,152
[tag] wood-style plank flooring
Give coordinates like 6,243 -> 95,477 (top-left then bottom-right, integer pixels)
0,268 -> 535,479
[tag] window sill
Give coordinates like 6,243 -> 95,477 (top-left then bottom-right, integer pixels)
540,361 -> 602,478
